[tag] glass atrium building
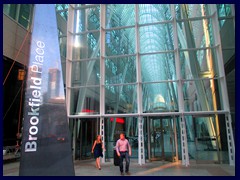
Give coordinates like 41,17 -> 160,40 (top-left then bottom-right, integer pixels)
3,4 -> 235,166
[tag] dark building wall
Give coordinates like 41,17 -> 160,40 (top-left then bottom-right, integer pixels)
3,56 -> 26,146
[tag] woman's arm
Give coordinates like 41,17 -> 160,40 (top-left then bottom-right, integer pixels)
91,140 -> 96,153
102,143 -> 106,151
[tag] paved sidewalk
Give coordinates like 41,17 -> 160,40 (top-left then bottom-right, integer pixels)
3,159 -> 235,176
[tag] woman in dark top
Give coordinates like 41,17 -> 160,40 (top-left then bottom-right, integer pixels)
91,135 -> 105,170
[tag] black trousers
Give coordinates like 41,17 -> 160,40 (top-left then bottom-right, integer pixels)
119,151 -> 130,173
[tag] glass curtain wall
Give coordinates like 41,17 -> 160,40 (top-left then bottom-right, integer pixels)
56,4 -> 234,165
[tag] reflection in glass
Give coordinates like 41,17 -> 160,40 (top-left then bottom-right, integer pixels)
72,60 -> 100,86
105,85 -> 137,114
182,79 -> 222,112
71,87 -> 100,115
185,114 -> 229,163
141,54 -> 176,82
139,4 -> 172,24
105,56 -> 136,84
179,48 -> 218,80
72,32 -> 100,60
74,5 -> 100,33
105,28 -> 135,56
175,4 -> 211,20
106,4 -> 135,28
142,82 -> 178,113
139,23 -> 174,53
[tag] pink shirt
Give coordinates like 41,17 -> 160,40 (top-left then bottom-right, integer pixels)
116,139 -> 131,153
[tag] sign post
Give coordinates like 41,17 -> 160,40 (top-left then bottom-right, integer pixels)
19,4 -> 75,176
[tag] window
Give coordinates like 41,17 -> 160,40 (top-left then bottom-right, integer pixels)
3,4 -> 33,29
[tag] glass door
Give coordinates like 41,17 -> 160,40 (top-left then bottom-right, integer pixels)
74,118 -> 98,160
146,116 -> 177,162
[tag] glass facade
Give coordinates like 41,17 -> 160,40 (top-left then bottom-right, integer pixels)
54,4 -> 235,165
2,2 -> 235,168
3,3 -> 234,166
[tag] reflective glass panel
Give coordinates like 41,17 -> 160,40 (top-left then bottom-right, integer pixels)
217,4 -> 232,17
106,4 -> 135,28
3,4 -> 17,18
59,35 -> 67,58
105,84 -> 137,114
185,114 -> 229,163
139,4 -> 172,24
72,60 -> 100,86
142,82 -> 178,113
141,53 -> 176,82
182,79 -> 223,112
71,87 -> 100,115
56,5 -> 68,21
175,4 -> 211,20
105,28 -> 135,56
72,32 -> 100,59
177,19 -> 214,50
139,23 -> 174,53
75,6 -> 100,32
219,19 -> 235,48
105,56 -> 136,84
179,48 -> 218,80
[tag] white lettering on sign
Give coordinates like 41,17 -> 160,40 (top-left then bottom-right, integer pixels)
25,40 -> 45,152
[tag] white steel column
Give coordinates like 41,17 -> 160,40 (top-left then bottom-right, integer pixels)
173,116 -> 179,161
138,116 -> 145,165
210,5 -> 235,166
135,4 -> 145,165
66,4 -> 75,159
179,115 -> 189,166
100,117 -> 105,163
66,4 -> 75,118
171,4 -> 189,166
100,4 -> 106,163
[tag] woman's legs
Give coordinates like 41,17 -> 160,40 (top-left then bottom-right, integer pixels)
95,158 -> 98,168
96,157 -> 101,169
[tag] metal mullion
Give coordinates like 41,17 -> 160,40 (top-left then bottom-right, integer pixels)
179,45 -> 218,52
66,4 -> 75,117
71,57 -> 99,62
70,84 -> 100,89
100,4 -> 106,163
140,50 -> 175,56
73,29 -> 99,35
74,4 -> 100,10
105,25 -> 135,31
210,5 -> 235,166
138,19 -> 173,27
171,4 -> 189,166
104,53 -> 136,59
141,79 -> 178,84
176,14 -> 213,22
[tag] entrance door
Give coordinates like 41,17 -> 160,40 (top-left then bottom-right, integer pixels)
146,116 -> 177,162
74,118 -> 98,160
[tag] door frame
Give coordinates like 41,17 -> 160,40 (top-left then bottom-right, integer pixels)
146,116 -> 178,162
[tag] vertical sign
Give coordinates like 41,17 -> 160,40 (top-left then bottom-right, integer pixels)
19,4 -> 75,176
